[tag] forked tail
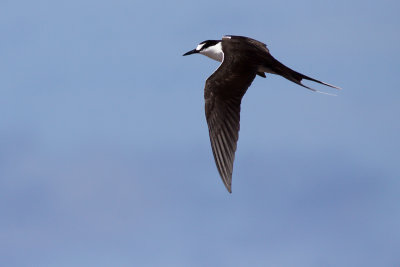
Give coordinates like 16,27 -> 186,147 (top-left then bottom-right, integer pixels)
265,57 -> 341,95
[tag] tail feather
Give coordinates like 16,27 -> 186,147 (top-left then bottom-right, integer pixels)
265,56 -> 341,94
301,73 -> 342,90
284,73 -> 339,96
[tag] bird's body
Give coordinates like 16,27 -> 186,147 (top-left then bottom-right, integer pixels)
183,35 -> 340,193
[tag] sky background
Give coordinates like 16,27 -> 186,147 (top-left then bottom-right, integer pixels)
1,0 -> 399,266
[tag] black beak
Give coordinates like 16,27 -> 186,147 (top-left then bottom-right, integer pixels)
183,49 -> 198,56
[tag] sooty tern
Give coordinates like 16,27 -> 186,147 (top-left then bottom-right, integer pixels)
183,35 -> 340,193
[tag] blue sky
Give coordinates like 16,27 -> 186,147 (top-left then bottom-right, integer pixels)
1,0 -> 399,266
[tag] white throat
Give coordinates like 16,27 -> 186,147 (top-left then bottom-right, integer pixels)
199,42 -> 223,62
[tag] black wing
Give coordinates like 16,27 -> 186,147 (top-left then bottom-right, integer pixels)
204,36 -> 260,193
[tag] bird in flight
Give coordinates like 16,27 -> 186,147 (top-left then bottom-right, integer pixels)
183,35 -> 340,193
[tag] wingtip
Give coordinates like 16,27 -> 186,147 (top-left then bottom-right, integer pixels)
224,182 -> 232,193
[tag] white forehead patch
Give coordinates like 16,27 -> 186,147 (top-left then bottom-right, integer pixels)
196,43 -> 206,51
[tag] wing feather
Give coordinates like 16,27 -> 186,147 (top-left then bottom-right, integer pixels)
204,37 -> 259,192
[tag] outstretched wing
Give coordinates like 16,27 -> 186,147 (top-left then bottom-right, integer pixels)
205,89 -> 244,193
204,36 -> 258,193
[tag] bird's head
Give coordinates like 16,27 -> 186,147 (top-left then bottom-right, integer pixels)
183,40 -> 223,62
